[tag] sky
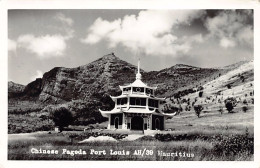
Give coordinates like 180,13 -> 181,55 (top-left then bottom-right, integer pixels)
8,9 -> 253,85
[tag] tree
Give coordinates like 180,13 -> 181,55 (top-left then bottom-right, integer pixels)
224,97 -> 237,113
243,99 -> 248,105
194,105 -> 203,118
242,106 -> 248,113
199,91 -> 203,97
240,75 -> 245,82
51,107 -> 73,132
227,84 -> 232,89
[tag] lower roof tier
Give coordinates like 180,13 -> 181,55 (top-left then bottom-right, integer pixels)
99,107 -> 177,118
110,94 -> 165,101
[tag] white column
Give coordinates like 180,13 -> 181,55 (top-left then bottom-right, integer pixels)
146,98 -> 149,110
122,113 -> 126,130
147,114 -> 151,130
127,96 -> 130,109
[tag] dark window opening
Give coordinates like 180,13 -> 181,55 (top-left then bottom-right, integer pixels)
148,99 -> 159,108
130,97 -> 146,106
145,88 -> 154,95
123,87 -> 131,92
133,87 -> 144,93
117,98 -> 127,105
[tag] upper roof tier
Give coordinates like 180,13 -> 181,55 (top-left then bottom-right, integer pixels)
119,59 -> 157,90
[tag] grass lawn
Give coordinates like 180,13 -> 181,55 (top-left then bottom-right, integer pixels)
8,127 -> 253,161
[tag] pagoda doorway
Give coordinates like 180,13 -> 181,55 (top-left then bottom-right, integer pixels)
114,117 -> 119,129
131,116 -> 143,130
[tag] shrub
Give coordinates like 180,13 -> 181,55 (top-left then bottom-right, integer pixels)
194,105 -> 203,118
213,133 -> 253,156
242,106 -> 248,113
224,97 -> 237,113
219,107 -> 224,115
51,107 -> 74,132
199,91 -> 203,97
240,75 -> 245,82
198,86 -> 204,91
242,99 -> 248,105
227,84 -> 232,89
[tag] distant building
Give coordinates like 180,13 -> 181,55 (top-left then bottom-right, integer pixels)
99,60 -> 176,131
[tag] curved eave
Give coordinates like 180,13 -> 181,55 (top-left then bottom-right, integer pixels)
157,109 -> 177,117
110,95 -> 128,100
119,80 -> 157,89
148,86 -> 157,90
154,97 -> 166,101
99,109 -> 122,118
160,112 -> 177,117
109,95 -> 116,101
119,85 -> 123,90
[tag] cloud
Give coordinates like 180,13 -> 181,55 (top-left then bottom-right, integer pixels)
54,13 -> 75,39
81,10 -> 206,56
30,70 -> 43,81
13,13 -> 75,59
8,39 -> 17,51
81,17 -> 121,44
220,38 -> 236,48
205,10 -> 253,48
17,34 -> 67,58
54,13 -> 74,26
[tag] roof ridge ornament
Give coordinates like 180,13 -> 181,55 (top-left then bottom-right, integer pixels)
136,59 -> 142,80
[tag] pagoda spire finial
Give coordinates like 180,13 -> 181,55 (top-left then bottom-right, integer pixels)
136,58 -> 142,80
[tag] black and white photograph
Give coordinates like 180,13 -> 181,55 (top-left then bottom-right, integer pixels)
6,8 -> 255,161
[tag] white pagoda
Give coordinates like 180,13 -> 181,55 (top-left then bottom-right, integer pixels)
99,60 -> 176,131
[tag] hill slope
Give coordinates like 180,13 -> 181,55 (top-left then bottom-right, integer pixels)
164,60 -> 254,131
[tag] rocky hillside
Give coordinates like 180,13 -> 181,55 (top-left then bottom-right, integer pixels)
8,81 -> 25,98
8,53 -> 253,132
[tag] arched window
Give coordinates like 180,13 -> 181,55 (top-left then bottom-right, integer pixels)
133,87 -> 144,93
155,118 -> 160,130
146,88 -> 154,95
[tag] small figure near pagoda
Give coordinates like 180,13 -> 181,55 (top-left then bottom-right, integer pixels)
99,60 -> 176,131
